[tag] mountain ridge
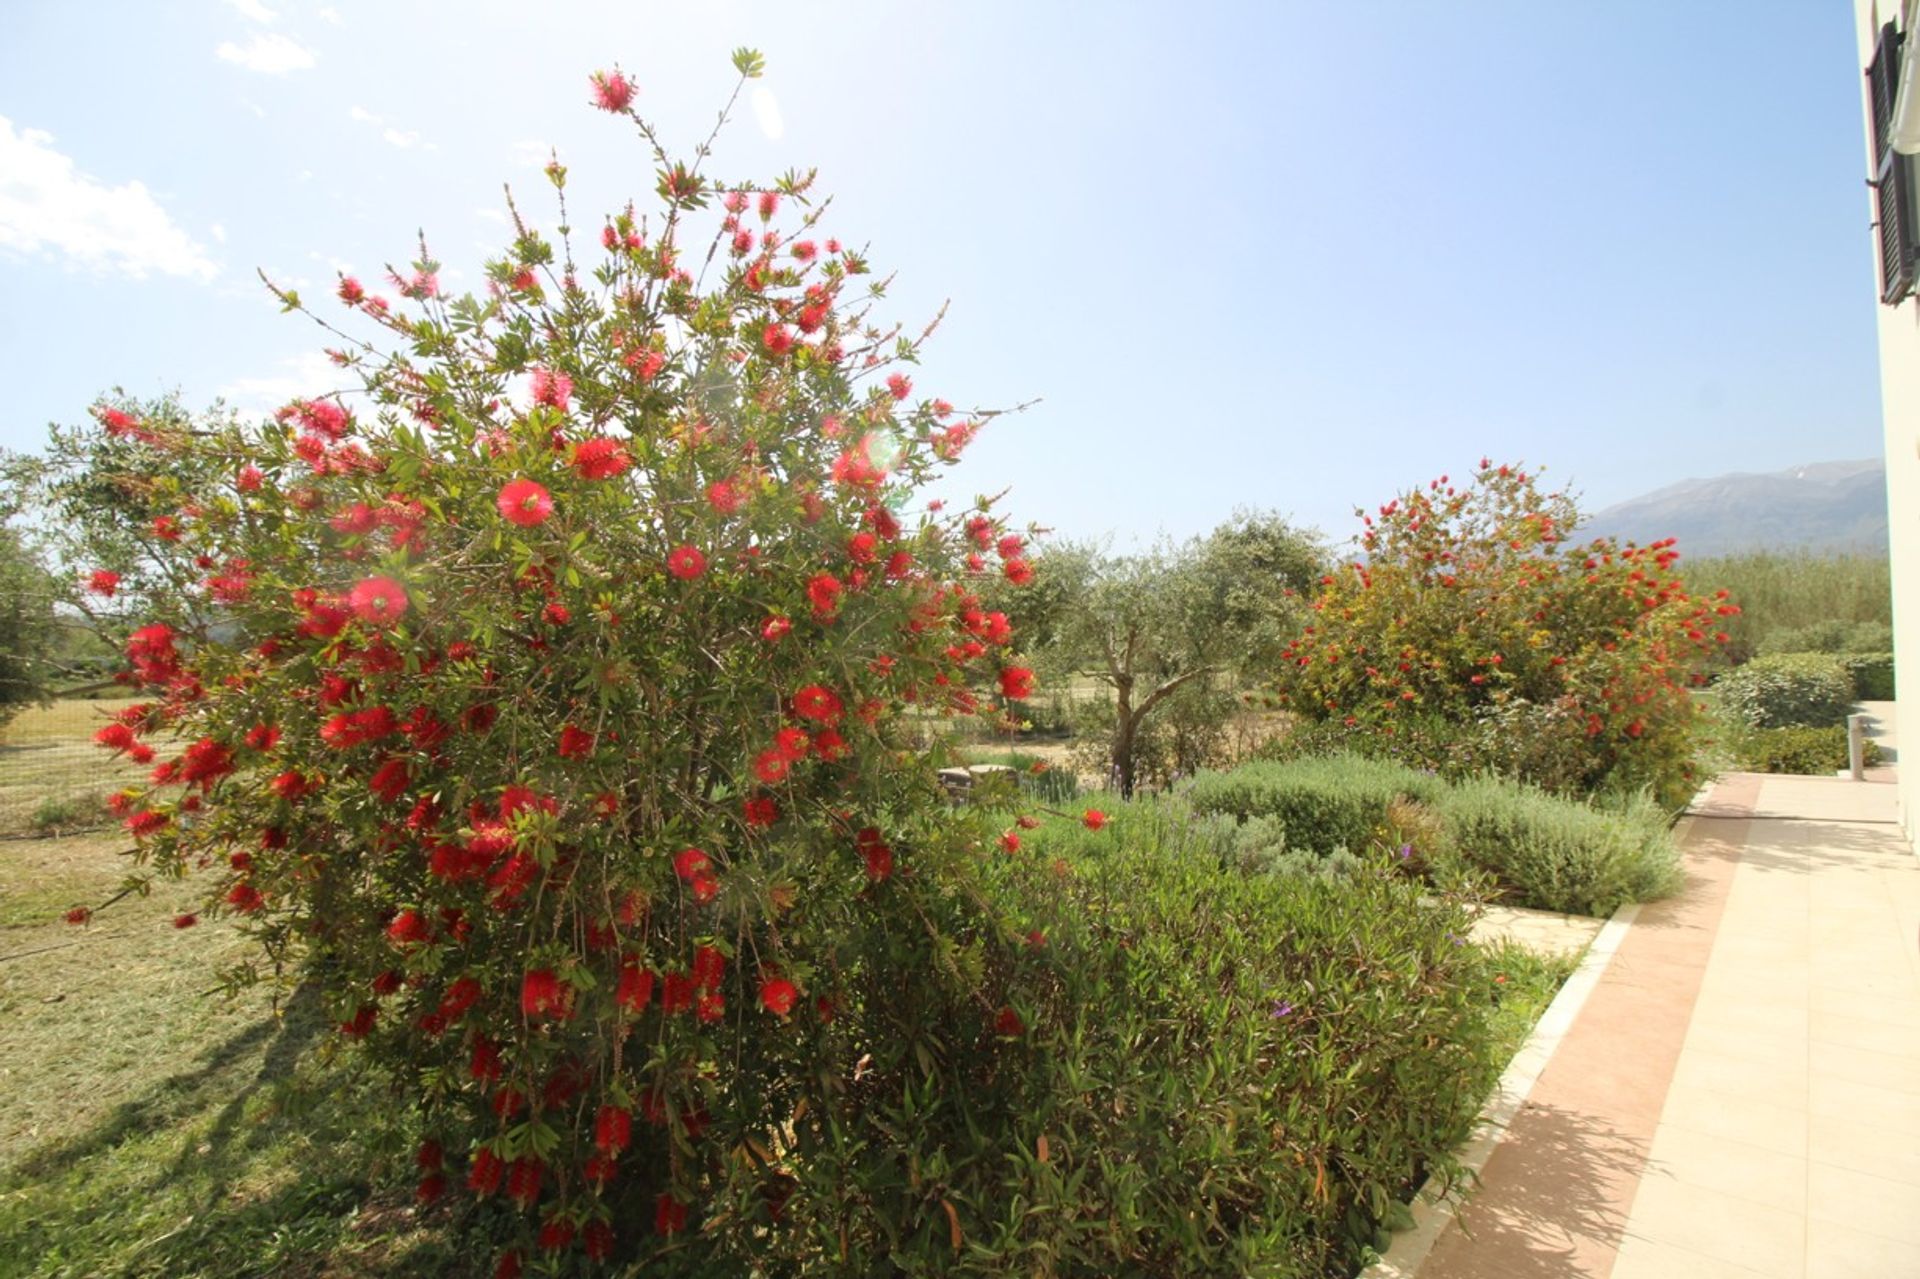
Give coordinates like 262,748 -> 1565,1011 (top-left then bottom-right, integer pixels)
1580,458 -> 1888,557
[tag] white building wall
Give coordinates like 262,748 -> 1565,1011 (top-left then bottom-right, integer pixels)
1855,0 -> 1920,844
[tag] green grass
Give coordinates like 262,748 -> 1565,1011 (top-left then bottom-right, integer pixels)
0,836 -> 488,1279
0,699 -> 154,837
1476,940 -> 1580,1069
1683,551 -> 1891,662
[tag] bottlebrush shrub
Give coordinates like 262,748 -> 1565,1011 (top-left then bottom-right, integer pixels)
1714,652 -> 1855,729
77,52 -> 1046,1273
973,801 -> 1507,1271
1278,462 -> 1734,810
1838,652 -> 1896,702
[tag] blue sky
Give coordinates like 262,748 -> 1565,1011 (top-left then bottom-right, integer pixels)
0,2 -> 1882,549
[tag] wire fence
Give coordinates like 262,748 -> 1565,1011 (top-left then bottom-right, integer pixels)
0,697 -> 151,838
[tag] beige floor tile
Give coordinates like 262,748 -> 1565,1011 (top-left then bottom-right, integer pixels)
1611,1233 -> 1777,1279
1809,1075 -> 1920,1137
1809,1115 -> 1920,1185
1803,1217 -> 1917,1279
1622,1178 -> 1805,1279
1808,986 -> 1920,1027
1807,1038 -> 1920,1096
1661,1084 -> 1809,1158
1672,1044 -> 1810,1111
1683,1018 -> 1811,1063
1809,1010 -> 1920,1058
1806,1163 -> 1920,1243
1642,1124 -> 1808,1213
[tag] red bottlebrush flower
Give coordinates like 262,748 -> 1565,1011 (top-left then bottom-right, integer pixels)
762,615 -> 791,642
94,722 -> 138,754
1003,557 -> 1035,586
655,1194 -> 689,1236
629,347 -> 667,381
494,1250 -> 523,1279
996,534 -> 1024,560
812,729 -> 848,761
673,847 -> 710,881
617,960 -> 654,1012
126,809 -> 170,838
999,831 -> 1022,854
222,884 -> 263,915
557,724 -> 595,759
270,770 -> 314,801
571,436 -> 629,480
847,531 -> 877,564
64,907 -> 91,925
348,576 -> 409,627
497,478 -> 553,527
706,478 -> 744,513
528,367 -> 572,412
690,872 -> 719,904
861,839 -> 893,883
125,623 -> 181,684
667,544 -> 706,580
885,372 -> 912,400
595,1104 -> 633,1155
583,1222 -> 615,1262
994,1006 -> 1025,1037
520,969 -> 573,1019
337,275 -> 365,304
368,756 -> 410,803
762,323 -> 794,356
661,972 -> 696,1015
695,991 -> 725,1023
742,794 -> 779,828
1016,815 -> 1041,830
589,68 -> 635,112
237,463 -> 262,491
999,667 -> 1036,701
757,190 -> 779,219
340,1004 -> 377,1038
151,514 -> 181,541
386,909 -> 431,947
583,1151 -> 619,1188
760,976 -> 799,1016
506,1157 -> 544,1208
86,569 -> 120,597
468,1148 -> 506,1196
415,1174 -> 447,1203
1083,809 -> 1108,831
172,913 -> 197,929
243,723 -> 280,751
793,683 -> 844,724
773,727 -> 811,762
692,944 -> 726,989
753,748 -> 791,784
885,550 -> 914,580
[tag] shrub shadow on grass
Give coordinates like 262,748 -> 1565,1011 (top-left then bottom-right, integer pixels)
4,982 -> 324,1188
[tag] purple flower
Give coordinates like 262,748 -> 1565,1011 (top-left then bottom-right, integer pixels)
1398,843 -> 1413,860
1269,999 -> 1295,1020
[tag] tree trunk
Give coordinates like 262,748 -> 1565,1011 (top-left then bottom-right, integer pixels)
1112,680 -> 1137,798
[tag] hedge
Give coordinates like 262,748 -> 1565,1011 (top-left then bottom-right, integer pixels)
1714,653 -> 1856,729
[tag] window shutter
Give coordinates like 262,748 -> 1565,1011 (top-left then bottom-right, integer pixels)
1869,21 -> 1918,305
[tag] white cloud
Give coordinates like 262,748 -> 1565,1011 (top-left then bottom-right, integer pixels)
351,105 -> 426,149
224,0 -> 277,22
210,222 -> 227,243
751,86 -> 785,141
317,5 -> 341,22
214,350 -> 343,414
474,207 -> 508,225
511,139 -> 552,167
0,117 -> 219,281
216,33 -> 315,74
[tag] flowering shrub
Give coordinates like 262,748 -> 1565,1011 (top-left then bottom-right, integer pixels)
1278,463 -> 1733,810
1714,652 -> 1855,729
69,52 -> 1046,1273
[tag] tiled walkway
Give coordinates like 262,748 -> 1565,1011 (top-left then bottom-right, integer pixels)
1410,715 -> 1920,1278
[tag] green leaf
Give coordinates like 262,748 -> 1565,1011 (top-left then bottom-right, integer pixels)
731,47 -> 766,78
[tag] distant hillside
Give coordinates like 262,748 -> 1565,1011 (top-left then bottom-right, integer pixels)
1582,459 -> 1888,557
